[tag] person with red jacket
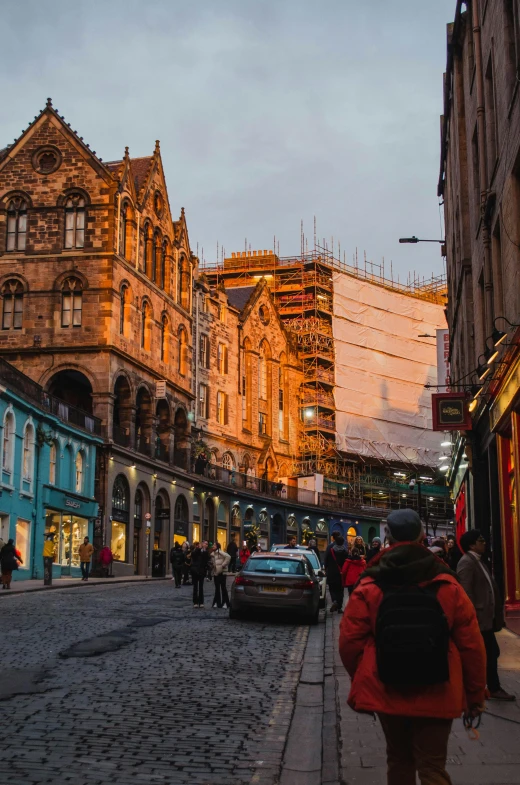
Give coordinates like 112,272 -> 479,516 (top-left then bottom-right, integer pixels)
341,548 -> 366,595
339,509 -> 486,785
238,544 -> 250,568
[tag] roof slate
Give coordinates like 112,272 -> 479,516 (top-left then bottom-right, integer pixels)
226,286 -> 256,312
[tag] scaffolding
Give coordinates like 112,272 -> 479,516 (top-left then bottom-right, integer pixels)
201,247 -> 448,491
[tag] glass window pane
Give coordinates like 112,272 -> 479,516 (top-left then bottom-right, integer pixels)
15,519 -> 31,565
65,211 -> 74,230
76,210 -> 85,230
76,228 -> 85,248
70,516 -> 88,567
17,232 -> 26,250
3,298 -> 12,329
18,214 -> 27,232
111,521 -> 127,562
62,294 -> 71,327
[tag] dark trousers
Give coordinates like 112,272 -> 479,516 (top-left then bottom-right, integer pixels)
482,629 -> 501,692
229,556 -> 237,573
192,574 -> 205,605
43,556 -> 53,586
328,581 -> 344,610
213,573 -> 230,607
172,567 -> 182,588
80,562 -> 90,580
182,564 -> 190,584
378,714 -> 453,785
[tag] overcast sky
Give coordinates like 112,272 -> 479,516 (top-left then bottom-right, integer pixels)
1,0 -> 456,281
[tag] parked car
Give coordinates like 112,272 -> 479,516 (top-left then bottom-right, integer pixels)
271,546 -> 327,608
229,552 -> 321,624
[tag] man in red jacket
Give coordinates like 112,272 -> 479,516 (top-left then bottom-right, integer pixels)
339,509 -> 486,785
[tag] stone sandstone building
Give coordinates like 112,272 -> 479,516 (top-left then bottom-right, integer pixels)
439,1 -> 520,608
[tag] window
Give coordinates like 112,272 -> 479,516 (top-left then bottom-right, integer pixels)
178,327 -> 188,376
243,339 -> 252,429
143,222 -> 152,275
201,294 -> 208,313
112,475 -> 129,518
217,303 -> 227,323
217,391 -> 228,425
15,519 -> 30,566
484,54 -> 498,174
64,194 -> 85,249
49,441 -> 57,484
218,343 -> 228,375
61,278 -> 82,328
152,231 -> 160,284
222,453 -> 234,470
22,422 -> 34,482
199,383 -> 209,419
200,334 -> 210,369
259,412 -> 267,435
2,280 -> 23,330
161,315 -> 169,362
2,410 -> 15,475
75,452 -> 83,493
120,202 -> 129,258
141,301 -> 151,351
178,258 -> 190,310
279,388 -> 284,433
6,197 -> 27,251
120,285 -> 128,335
161,241 -> 167,290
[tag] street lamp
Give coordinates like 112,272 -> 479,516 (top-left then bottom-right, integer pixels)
399,237 -> 444,244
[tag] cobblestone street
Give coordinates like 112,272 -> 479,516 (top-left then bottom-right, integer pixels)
1,581 -> 520,785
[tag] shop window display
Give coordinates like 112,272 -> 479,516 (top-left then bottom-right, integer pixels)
111,521 -> 127,562
44,510 -> 88,569
16,518 -> 30,564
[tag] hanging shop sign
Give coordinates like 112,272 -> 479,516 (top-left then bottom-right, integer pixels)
436,329 -> 451,390
431,392 -> 472,431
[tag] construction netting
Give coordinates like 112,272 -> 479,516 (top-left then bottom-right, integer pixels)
332,272 -> 446,468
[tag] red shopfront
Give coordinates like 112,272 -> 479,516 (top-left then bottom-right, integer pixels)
490,355 -> 520,609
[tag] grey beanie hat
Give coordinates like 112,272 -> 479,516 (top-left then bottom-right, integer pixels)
386,509 -> 422,542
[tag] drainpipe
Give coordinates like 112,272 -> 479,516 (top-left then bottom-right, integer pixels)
31,430 -> 42,579
135,211 -> 140,270
115,192 -> 121,256
472,1 -> 494,336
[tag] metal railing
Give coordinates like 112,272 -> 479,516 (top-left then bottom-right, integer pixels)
192,463 -> 316,506
0,356 -> 102,436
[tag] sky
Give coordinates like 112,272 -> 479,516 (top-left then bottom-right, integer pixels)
0,0 -> 456,281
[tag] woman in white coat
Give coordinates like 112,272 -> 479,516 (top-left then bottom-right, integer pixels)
210,543 -> 231,608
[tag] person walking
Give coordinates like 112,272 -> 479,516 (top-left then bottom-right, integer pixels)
324,535 -> 348,612
308,537 -> 321,563
78,536 -> 94,581
340,509 -> 487,785
446,535 -> 462,571
227,538 -> 238,573
457,529 -> 515,701
341,547 -> 366,596
98,545 -> 113,577
210,543 -> 231,608
238,543 -> 250,569
284,536 -> 298,549
191,541 -> 210,608
43,532 -> 55,586
182,541 -> 191,585
353,535 -> 366,557
366,536 -> 382,563
0,539 -> 21,589
169,542 -> 185,588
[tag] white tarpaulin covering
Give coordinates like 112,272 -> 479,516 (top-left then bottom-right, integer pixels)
332,272 -> 446,468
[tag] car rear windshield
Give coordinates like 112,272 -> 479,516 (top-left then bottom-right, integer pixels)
282,549 -> 320,570
245,558 -> 306,575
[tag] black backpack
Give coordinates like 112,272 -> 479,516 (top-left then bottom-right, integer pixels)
375,581 -> 450,687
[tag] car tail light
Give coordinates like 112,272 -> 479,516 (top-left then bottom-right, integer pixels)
292,580 -> 315,590
235,575 -> 255,586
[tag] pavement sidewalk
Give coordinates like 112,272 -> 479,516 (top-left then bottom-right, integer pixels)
0,574 -> 171,596
332,613 -> 520,785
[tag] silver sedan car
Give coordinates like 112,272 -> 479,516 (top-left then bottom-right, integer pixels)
229,552 -> 321,624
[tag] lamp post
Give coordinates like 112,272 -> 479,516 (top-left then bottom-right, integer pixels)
399,237 -> 444,244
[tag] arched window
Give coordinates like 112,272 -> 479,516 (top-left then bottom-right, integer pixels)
178,326 -> 188,376
259,341 -> 269,399
141,300 -> 152,351
222,452 -> 234,470
2,409 -> 15,475
64,194 -> 86,249
2,280 -> 23,330
243,338 -> 252,429
22,421 -> 35,482
143,222 -> 152,275
61,277 -> 83,328
152,230 -> 161,284
178,257 -> 190,310
49,441 -> 57,485
161,240 -> 167,290
6,197 -> 27,251
279,352 -> 289,440
161,314 -> 169,362
75,451 -> 83,493
119,284 -> 128,335
112,475 -> 129,517
174,495 -> 189,524
120,202 -> 129,258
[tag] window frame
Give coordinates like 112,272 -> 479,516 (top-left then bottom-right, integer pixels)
2,281 -> 23,330
64,194 -> 86,250
6,198 -> 27,252
2,409 -> 15,476
61,279 -> 83,328
198,383 -> 209,419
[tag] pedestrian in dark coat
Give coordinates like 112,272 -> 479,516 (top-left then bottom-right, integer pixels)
308,538 -> 321,564
324,536 -> 348,613
457,530 -> 515,701
0,539 -> 21,589
191,542 -> 210,608
366,537 -> 382,563
169,542 -> 185,588
181,542 -> 191,585
446,535 -> 462,571
227,539 -> 238,573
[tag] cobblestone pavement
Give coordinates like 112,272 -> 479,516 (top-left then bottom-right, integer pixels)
0,580 -> 309,785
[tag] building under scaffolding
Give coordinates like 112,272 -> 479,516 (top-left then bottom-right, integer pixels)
201,247 -> 451,525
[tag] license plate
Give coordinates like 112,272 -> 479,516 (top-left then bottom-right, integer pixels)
261,585 -> 287,593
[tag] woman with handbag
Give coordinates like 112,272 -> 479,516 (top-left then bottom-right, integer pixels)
1,538 -> 22,589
